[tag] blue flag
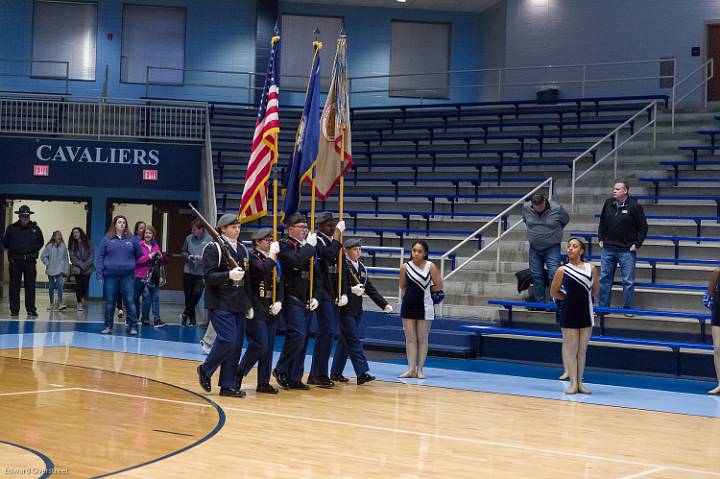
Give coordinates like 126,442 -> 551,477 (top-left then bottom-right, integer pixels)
281,42 -> 322,219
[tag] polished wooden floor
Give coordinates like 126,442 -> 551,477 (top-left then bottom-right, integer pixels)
1,346 -> 720,478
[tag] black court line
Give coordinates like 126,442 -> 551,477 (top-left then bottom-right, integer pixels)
0,355 -> 225,479
0,439 -> 55,479
152,429 -> 194,437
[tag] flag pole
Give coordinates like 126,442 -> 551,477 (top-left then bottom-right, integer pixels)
308,28 -> 322,307
337,132 -> 345,301
335,31 -> 347,303
271,27 -> 280,303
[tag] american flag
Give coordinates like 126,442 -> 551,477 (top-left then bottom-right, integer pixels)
239,36 -> 280,223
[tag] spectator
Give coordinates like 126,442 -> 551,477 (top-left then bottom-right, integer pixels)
181,219 -> 210,326
597,180 -> 648,314
522,193 -> 569,306
135,225 -> 166,328
398,240 -> 443,380
40,230 -> 70,311
115,220 -> 148,319
706,267 -> 720,395
96,215 -> 142,335
550,237 -> 599,395
1,205 -> 44,318
68,227 -> 94,312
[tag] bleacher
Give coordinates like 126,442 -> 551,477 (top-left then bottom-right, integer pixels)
207,92 -> 720,378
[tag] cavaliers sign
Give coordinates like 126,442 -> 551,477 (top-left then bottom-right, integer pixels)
0,137 -> 201,191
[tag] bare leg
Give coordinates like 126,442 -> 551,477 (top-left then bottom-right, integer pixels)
710,326 -> 720,394
399,318 -> 418,378
562,328 -> 579,394
415,320 -> 432,379
577,327 -> 592,394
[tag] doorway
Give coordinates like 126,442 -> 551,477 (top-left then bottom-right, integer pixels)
109,200 -> 195,291
707,23 -> 720,101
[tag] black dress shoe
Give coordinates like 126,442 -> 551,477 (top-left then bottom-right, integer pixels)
197,365 -> 211,393
219,387 -> 246,398
273,369 -> 291,389
316,375 -> 335,388
256,383 -> 279,394
27,311 -> 38,318
10,311 -> 19,317
288,382 -> 310,390
357,372 -> 376,385
330,373 -> 349,383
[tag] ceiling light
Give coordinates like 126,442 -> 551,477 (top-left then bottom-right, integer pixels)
396,0 -> 407,3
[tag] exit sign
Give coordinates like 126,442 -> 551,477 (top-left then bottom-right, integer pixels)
143,169 -> 158,181
33,164 -> 49,176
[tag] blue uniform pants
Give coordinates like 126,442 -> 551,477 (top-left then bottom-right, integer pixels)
310,299 -> 339,378
331,314 -> 370,376
201,308 -> 245,389
275,303 -> 312,384
239,314 -> 279,385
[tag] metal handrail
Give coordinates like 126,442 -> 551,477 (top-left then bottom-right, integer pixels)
670,58 -> 714,132
138,57 -> 676,104
570,101 -> 658,212
361,245 -> 405,302
439,177 -> 554,283
0,59 -> 70,93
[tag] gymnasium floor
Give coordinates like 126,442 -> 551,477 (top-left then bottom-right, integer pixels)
2,300 -> 720,478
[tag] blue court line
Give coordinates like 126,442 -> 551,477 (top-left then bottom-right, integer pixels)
3,331 -> 720,419
4,352 -> 226,479
0,439 -> 55,479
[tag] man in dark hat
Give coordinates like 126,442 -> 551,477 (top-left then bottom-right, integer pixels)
307,211 -> 347,388
331,238 -> 392,385
273,212 -> 319,390
196,213 -> 253,398
2,205 -> 44,317
237,227 -> 283,394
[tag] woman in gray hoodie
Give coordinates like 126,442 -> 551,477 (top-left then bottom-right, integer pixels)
41,230 -> 70,311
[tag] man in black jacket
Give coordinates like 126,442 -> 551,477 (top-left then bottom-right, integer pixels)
196,214 -> 253,398
273,213 -> 319,390
2,205 -> 44,317
308,212 -> 347,388
237,228 -> 283,394
330,238 -> 393,385
597,180 -> 648,312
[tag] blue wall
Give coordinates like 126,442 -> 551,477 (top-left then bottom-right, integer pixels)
0,0 -> 257,101
1,0 -> 715,106
502,0 -> 717,102
278,2 -> 484,107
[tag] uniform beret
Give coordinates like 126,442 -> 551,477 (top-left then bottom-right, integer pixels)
251,227 -> 274,241
284,212 -> 307,226
216,213 -> 240,228
316,211 -> 334,225
343,238 -> 362,249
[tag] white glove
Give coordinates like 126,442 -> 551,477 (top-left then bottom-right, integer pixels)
336,220 -> 346,233
246,307 -> 254,320
270,301 -> 282,316
229,267 -> 245,281
306,233 -> 317,247
351,284 -> 365,297
598,241 -> 604,248
269,241 -> 280,255
384,305 -> 393,313
337,294 -> 348,307
309,298 -> 319,311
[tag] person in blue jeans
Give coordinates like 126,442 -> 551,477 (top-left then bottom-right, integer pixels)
96,215 -> 142,335
597,180 -> 648,314
522,194 -> 569,306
